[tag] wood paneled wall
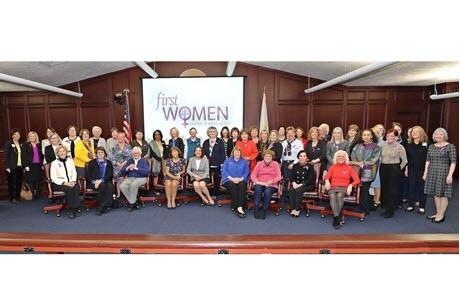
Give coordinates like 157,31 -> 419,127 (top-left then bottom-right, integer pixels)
0,62 -> 458,197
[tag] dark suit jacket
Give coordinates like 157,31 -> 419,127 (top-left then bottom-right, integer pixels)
21,142 -> 44,167
4,141 -> 24,170
202,137 -> 226,168
168,138 -> 185,156
269,141 -> 283,163
86,158 -> 114,184
44,144 -> 57,164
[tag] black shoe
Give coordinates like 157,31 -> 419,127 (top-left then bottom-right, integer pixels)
333,216 -> 341,229
127,204 -> 134,212
432,216 -> 445,223
96,208 -> 103,216
426,215 -> 436,220
383,212 -> 394,218
67,209 -> 76,219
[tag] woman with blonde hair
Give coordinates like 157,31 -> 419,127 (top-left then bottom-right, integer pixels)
324,150 -> 360,228
22,131 -> 44,199
405,126 -> 429,213
326,127 -> 349,169
50,145 -> 80,219
257,129 -> 270,161
306,126 -> 327,174
423,128 -> 456,223
168,127 -> 185,155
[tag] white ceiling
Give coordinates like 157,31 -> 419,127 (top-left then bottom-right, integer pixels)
245,61 -> 459,86
0,62 -> 136,92
0,61 -> 458,92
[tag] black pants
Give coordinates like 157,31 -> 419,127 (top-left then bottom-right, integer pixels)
380,164 -> 401,215
210,167 -> 221,196
359,181 -> 372,214
288,185 -> 307,210
92,182 -> 115,209
399,168 -> 409,205
223,181 -> 247,209
281,161 -> 294,203
52,183 -> 81,209
408,169 -> 426,208
24,164 -> 42,198
7,166 -> 23,200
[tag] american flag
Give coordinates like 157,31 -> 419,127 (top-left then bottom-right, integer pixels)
122,89 -> 132,143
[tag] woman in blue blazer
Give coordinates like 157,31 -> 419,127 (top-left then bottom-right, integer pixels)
222,146 -> 250,218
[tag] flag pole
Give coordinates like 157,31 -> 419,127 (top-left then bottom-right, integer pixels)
123,89 -> 133,143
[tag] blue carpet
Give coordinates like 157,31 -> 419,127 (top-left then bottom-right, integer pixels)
0,184 -> 458,235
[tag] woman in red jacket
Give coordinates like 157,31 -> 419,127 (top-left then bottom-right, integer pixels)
324,150 -> 360,229
236,129 -> 259,172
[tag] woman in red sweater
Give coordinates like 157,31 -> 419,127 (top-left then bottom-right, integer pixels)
324,150 -> 360,229
236,129 -> 259,172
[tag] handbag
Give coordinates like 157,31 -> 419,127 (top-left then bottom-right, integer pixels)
20,182 -> 33,201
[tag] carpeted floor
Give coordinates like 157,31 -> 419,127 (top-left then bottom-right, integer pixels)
0,183 -> 458,235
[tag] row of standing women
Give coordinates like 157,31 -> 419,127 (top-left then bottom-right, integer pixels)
4,122 -> 456,225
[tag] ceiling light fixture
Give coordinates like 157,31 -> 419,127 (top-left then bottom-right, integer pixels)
0,72 -> 83,97
304,62 -> 399,94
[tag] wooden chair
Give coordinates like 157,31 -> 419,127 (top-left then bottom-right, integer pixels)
300,163 -> 325,216
42,163 -> 69,217
319,164 -> 365,222
76,163 -> 99,211
246,180 -> 282,216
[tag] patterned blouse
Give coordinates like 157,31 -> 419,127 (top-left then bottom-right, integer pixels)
165,158 -> 186,179
111,143 -> 132,177
351,142 -> 382,182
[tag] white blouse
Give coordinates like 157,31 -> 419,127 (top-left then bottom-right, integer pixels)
50,158 -> 77,185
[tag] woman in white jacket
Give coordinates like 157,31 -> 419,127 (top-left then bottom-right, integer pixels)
50,145 -> 81,219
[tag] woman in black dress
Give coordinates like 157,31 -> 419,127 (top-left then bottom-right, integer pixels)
267,130 -> 283,163
306,126 -> 327,178
226,127 -> 240,157
168,127 -> 185,156
256,129 -> 270,161
405,126 -> 429,214
22,131 -> 44,199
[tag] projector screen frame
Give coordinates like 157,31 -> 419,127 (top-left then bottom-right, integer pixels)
139,75 -> 247,140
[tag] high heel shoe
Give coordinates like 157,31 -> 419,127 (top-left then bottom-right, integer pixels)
426,215 -> 436,220
432,216 -> 445,223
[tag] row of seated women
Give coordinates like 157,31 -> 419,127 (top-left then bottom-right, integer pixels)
4,123 -> 456,225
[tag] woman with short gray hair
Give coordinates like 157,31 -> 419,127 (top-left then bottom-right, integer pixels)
423,127 -> 457,223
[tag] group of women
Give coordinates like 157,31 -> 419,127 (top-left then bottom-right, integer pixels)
3,122 -> 457,228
